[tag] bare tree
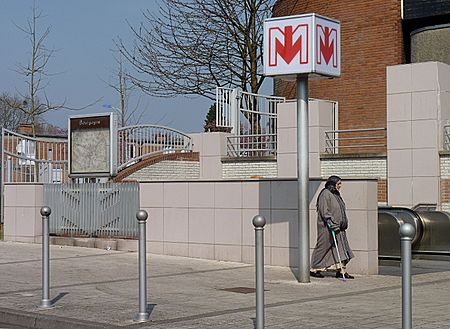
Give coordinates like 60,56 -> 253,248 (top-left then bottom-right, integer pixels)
117,0 -> 274,100
104,50 -> 145,127
10,5 -> 98,136
0,93 -> 29,130
34,121 -> 67,136
8,5 -> 60,136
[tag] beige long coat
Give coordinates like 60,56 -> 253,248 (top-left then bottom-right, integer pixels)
310,188 -> 354,270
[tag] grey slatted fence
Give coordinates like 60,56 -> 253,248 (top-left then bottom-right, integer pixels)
44,182 -> 139,238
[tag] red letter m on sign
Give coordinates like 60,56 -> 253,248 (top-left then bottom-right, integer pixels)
317,24 -> 338,67
269,24 -> 308,67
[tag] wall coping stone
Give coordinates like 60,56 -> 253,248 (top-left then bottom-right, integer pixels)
221,156 -> 277,163
320,153 -> 387,160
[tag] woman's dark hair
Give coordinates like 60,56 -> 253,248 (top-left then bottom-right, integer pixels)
325,175 -> 342,189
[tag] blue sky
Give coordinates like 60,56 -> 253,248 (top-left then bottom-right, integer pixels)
0,0 -> 216,133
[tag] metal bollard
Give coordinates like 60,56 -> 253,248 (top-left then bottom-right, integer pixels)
40,206 -> 53,309
399,223 -> 415,329
253,215 -> 266,329
134,210 -> 150,322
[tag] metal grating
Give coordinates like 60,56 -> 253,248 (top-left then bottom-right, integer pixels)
44,182 -> 139,238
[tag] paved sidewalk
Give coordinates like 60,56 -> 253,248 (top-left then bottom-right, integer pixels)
0,241 -> 450,328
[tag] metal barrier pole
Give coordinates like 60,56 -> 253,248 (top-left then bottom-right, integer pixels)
134,210 -> 150,322
399,223 -> 415,329
40,206 -> 53,309
253,215 -> 266,329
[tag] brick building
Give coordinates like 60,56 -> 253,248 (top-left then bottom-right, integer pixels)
272,0 -> 450,206
272,0 -> 404,135
272,0 -> 450,134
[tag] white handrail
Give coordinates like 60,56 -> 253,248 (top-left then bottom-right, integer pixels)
216,87 -> 285,158
324,127 -> 387,154
117,125 -> 192,170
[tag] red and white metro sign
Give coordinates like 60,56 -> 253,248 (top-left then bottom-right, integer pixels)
264,13 -> 340,77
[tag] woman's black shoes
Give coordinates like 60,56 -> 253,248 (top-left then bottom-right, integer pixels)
310,271 -> 324,278
336,271 -> 354,279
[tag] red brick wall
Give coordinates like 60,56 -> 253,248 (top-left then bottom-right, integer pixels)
273,0 -> 405,134
440,179 -> 450,203
378,179 -> 387,203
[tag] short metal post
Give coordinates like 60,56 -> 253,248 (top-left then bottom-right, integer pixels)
40,206 -> 53,309
253,215 -> 266,329
399,223 -> 415,329
134,210 -> 150,322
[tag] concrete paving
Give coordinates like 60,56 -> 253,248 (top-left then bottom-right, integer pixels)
0,241 -> 450,328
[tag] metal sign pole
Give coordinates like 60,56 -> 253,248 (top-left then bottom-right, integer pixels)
297,75 -> 310,283
263,13 -> 340,284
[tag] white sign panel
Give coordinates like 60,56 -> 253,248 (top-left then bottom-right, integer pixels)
68,112 -> 118,177
264,13 -> 340,78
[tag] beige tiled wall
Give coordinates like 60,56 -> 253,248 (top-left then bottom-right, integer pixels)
189,132 -> 230,179
140,178 -> 378,274
3,184 -> 44,243
3,179 -> 378,274
387,62 -> 450,208
276,100 -> 334,178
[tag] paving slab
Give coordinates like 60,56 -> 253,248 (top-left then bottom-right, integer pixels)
0,241 -> 450,328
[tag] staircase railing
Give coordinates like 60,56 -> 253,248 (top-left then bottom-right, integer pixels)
117,125 -> 192,170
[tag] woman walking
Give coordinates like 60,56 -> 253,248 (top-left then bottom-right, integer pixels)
310,175 -> 354,279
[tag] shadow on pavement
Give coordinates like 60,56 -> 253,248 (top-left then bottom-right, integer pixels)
50,292 -> 69,305
379,258 -> 450,276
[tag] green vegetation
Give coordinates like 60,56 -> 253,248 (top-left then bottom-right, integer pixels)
204,103 -> 231,133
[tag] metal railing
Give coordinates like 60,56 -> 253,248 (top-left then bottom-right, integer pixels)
216,87 -> 284,158
1,128 -> 69,224
117,125 -> 192,171
1,128 -> 69,184
44,182 -> 139,238
1,125 -> 191,225
216,87 -> 236,128
227,134 -> 277,157
238,90 -> 282,136
324,127 -> 387,154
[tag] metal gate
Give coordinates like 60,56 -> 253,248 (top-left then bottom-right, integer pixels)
44,182 -> 139,238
